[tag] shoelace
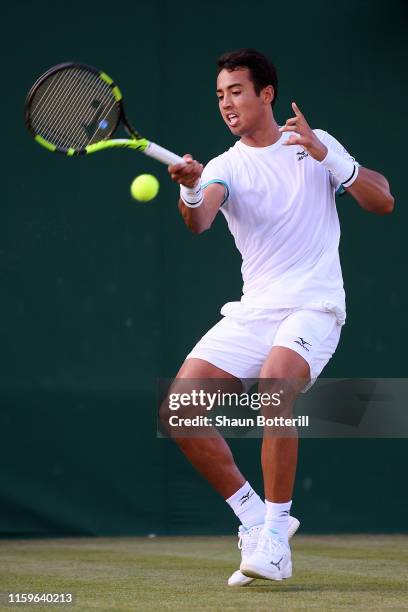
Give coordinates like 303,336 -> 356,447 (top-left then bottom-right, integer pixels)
256,530 -> 286,556
237,526 -> 261,553
237,533 -> 244,551
238,531 -> 251,551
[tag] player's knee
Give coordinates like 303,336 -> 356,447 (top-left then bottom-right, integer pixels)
159,396 -> 196,431
258,375 -> 298,418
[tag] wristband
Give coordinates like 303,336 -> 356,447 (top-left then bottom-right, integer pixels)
320,148 -> 359,187
180,181 -> 203,208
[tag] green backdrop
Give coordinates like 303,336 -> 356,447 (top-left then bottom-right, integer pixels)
1,0 -> 407,536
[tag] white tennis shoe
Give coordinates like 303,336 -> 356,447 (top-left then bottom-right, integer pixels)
227,516 -> 299,586
240,527 -> 292,581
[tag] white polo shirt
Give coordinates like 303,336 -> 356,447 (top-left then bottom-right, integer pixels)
201,129 -> 358,325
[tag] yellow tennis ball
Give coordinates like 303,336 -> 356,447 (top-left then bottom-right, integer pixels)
130,174 -> 159,202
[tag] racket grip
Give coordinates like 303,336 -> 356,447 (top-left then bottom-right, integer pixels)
144,142 -> 185,166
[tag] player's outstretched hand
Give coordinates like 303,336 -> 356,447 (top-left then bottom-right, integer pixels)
168,154 -> 203,188
279,102 -> 328,162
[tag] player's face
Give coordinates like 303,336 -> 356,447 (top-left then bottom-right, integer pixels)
216,68 -> 268,136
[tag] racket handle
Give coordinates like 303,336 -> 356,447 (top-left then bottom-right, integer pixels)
144,142 -> 185,166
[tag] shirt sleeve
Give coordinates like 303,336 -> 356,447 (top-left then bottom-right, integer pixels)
201,153 -> 231,206
315,129 -> 360,196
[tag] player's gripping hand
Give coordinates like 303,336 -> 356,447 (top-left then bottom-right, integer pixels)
279,102 -> 328,162
168,154 -> 203,188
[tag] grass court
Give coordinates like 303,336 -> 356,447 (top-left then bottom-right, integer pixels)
1,535 -> 407,610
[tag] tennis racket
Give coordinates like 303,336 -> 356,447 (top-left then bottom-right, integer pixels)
24,62 -> 185,165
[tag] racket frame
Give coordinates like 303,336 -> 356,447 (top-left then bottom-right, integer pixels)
24,62 -> 184,165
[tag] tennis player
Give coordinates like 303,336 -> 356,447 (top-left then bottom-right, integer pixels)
165,48 -> 394,585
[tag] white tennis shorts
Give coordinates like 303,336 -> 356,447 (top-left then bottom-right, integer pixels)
186,302 -> 342,386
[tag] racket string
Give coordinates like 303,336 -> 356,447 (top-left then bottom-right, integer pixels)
32,71 -> 93,148
29,67 -> 120,150
62,79 -> 117,147
33,71 -> 98,147
32,70 -> 97,145
31,70 -> 68,120
31,69 -> 77,121
34,70 -> 111,149
54,72 -> 114,147
31,70 -> 87,143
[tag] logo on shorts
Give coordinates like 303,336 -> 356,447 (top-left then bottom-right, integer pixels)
294,337 -> 312,352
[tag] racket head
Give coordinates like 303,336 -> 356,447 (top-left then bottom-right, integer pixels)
24,62 -> 128,155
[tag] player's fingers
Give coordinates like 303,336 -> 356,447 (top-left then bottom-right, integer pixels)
292,101 -> 303,116
185,161 -> 203,176
169,161 -> 187,173
282,134 -> 304,146
280,125 -> 306,136
279,125 -> 300,134
167,155 -> 193,174
180,164 -> 201,179
173,168 -> 200,182
170,162 -> 197,178
170,159 -> 202,185
169,154 -> 194,173
279,118 -> 298,132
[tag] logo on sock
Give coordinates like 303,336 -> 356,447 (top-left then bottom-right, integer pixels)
279,510 -> 290,517
239,490 -> 254,506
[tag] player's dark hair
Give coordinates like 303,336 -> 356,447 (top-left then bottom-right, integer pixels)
217,48 -> 278,107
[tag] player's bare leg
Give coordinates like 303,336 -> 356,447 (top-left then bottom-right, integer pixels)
240,346 -> 309,581
160,356 -> 301,586
159,358 -> 246,498
259,346 -> 309,502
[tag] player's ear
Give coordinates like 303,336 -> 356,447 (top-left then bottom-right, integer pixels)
262,85 -> 274,106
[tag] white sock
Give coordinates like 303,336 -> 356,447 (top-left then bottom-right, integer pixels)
265,500 -> 292,543
226,482 -> 265,529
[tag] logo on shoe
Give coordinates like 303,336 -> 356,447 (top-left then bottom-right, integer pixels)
294,337 -> 312,352
270,556 -> 284,571
239,490 -> 254,506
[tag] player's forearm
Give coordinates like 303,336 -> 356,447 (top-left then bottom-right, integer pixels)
178,182 -> 225,234
345,167 -> 394,214
178,197 -> 213,234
